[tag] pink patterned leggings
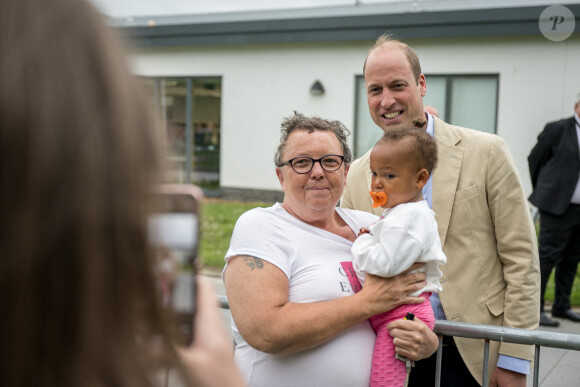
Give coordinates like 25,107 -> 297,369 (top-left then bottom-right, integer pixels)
368,293 -> 435,387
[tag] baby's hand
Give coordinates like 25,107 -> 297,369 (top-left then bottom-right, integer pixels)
358,227 -> 370,236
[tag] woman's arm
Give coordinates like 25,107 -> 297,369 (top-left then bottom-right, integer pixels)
224,255 -> 432,355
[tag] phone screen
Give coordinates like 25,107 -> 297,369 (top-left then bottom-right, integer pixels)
148,186 -> 202,346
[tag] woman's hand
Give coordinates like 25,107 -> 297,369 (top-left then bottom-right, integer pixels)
359,263 -> 428,316
178,277 -> 246,387
387,317 -> 439,361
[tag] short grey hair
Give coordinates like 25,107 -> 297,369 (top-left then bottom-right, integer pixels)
575,93 -> 580,105
274,111 -> 352,167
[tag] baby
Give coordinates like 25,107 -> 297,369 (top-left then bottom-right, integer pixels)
351,127 -> 446,387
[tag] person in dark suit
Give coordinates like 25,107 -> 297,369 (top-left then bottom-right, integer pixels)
528,93 -> 580,327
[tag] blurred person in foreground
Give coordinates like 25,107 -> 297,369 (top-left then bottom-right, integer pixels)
0,0 -> 244,386
223,112 -> 439,387
528,93 -> 580,327
341,35 -> 540,386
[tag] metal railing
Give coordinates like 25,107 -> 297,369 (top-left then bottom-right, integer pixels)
434,320 -> 580,387
217,296 -> 580,387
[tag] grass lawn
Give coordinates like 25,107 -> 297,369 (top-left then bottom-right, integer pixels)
532,217 -> 580,306
199,199 -> 273,269
199,199 -> 580,306
545,271 -> 580,307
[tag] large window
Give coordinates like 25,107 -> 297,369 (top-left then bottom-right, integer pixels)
422,74 -> 498,134
354,74 -> 499,158
142,77 -> 222,194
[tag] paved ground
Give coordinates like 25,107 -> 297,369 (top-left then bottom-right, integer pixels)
529,308 -> 580,387
202,273 -> 580,387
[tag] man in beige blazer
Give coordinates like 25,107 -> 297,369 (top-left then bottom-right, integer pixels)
341,35 -> 540,387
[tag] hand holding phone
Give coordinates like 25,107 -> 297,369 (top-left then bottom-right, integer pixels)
177,277 -> 246,387
149,184 -> 203,346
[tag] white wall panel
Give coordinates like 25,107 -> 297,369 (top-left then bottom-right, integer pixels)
130,35 -> 580,197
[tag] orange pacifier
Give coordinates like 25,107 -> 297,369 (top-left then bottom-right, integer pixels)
369,191 -> 388,208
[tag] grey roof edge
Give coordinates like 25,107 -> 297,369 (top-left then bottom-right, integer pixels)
108,1 -> 579,26
117,4 -> 580,47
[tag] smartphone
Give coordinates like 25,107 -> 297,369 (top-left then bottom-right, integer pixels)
148,184 -> 203,346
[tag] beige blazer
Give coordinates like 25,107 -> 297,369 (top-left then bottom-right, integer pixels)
341,117 -> 540,385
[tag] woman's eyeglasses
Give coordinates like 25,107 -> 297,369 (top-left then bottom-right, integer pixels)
279,155 -> 344,174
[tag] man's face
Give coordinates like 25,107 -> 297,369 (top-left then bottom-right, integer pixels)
575,102 -> 580,118
365,44 -> 427,132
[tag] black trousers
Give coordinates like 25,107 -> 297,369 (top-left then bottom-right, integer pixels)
538,204 -> 580,313
408,336 -> 480,387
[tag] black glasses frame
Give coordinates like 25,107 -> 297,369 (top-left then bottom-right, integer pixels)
279,155 -> 345,174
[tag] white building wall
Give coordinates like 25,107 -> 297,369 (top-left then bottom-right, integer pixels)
415,35 -> 580,196
130,34 -> 580,197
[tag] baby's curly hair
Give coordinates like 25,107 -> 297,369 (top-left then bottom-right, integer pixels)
376,127 -> 438,174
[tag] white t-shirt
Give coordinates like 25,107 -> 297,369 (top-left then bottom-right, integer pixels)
224,203 -> 378,387
351,200 -> 447,296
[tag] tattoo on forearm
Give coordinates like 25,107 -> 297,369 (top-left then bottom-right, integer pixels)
242,255 -> 264,270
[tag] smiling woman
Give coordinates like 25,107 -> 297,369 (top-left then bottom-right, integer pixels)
221,112 -> 439,387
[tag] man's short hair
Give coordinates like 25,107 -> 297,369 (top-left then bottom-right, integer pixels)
363,34 -> 422,83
